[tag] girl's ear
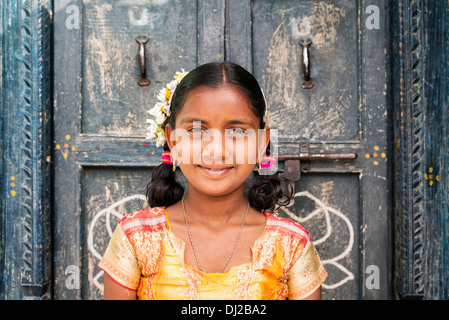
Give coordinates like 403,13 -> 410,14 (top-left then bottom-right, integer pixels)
164,123 -> 174,150
257,125 -> 270,159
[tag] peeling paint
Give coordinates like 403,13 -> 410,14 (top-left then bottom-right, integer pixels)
263,1 -> 355,141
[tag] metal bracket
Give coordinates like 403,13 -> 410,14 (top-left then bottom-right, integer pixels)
278,142 -> 357,181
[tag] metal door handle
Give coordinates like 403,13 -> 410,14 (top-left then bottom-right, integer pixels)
278,143 -> 357,181
299,39 -> 314,89
136,35 -> 150,86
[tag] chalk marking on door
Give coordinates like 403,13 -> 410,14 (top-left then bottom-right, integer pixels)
88,194 -> 146,291
279,191 -> 355,289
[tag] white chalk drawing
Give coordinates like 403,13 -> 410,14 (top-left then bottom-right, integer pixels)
88,194 -> 147,292
88,191 -> 354,292
278,191 -> 355,289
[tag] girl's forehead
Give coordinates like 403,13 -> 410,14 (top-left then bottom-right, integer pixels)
176,86 -> 259,125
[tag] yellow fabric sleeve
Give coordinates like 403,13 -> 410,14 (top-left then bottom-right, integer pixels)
287,240 -> 328,300
98,223 -> 141,291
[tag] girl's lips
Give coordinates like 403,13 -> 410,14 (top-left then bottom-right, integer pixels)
198,165 -> 234,178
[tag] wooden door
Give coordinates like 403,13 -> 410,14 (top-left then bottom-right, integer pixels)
54,0 -> 390,299
236,0 -> 390,300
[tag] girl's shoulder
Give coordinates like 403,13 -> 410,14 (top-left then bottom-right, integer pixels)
265,211 -> 312,243
119,206 -> 167,236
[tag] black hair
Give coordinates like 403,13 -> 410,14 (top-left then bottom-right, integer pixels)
145,61 -> 295,212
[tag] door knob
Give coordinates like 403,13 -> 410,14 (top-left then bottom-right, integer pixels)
299,38 -> 314,89
136,35 -> 150,86
278,143 -> 357,181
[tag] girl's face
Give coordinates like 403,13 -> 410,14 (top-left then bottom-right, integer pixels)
165,85 -> 270,197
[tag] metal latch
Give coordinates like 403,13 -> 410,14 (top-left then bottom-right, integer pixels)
278,142 -> 357,181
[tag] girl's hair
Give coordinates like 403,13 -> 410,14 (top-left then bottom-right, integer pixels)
145,61 -> 295,212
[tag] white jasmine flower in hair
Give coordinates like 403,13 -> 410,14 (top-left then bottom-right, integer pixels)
148,106 -> 159,118
146,131 -> 157,140
146,118 -> 157,130
163,104 -> 171,116
166,80 -> 178,91
151,102 -> 165,113
155,129 -> 166,148
154,111 -> 166,125
174,69 -> 188,82
146,118 -> 156,126
145,69 -> 189,145
145,120 -> 158,140
157,88 -> 169,102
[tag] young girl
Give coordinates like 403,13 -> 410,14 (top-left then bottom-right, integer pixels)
99,61 -> 327,300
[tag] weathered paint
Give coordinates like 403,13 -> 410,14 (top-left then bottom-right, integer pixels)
0,0 -> 53,299
54,0 -> 388,300
391,0 -> 449,299
1,0 -> 448,300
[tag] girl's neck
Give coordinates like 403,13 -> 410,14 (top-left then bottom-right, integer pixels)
182,186 -> 249,227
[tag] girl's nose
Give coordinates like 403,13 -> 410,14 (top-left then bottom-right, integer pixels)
201,129 -> 231,165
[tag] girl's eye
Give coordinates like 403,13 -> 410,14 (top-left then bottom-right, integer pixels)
226,128 -> 246,135
189,127 -> 207,134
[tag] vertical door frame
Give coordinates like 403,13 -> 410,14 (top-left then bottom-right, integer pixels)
0,0 -> 53,299
391,0 -> 449,299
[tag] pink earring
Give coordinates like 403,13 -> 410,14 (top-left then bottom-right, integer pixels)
258,155 -> 276,174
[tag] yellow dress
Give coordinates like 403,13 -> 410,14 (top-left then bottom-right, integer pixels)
98,206 -> 327,300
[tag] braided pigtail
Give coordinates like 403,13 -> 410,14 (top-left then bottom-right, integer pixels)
246,140 -> 295,212
145,142 -> 184,207
247,175 -> 295,212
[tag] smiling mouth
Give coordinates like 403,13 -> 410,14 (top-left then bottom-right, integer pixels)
198,165 -> 234,177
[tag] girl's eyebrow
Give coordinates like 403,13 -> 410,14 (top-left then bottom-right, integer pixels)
179,117 -> 205,124
228,119 -> 253,125
180,118 -> 254,126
